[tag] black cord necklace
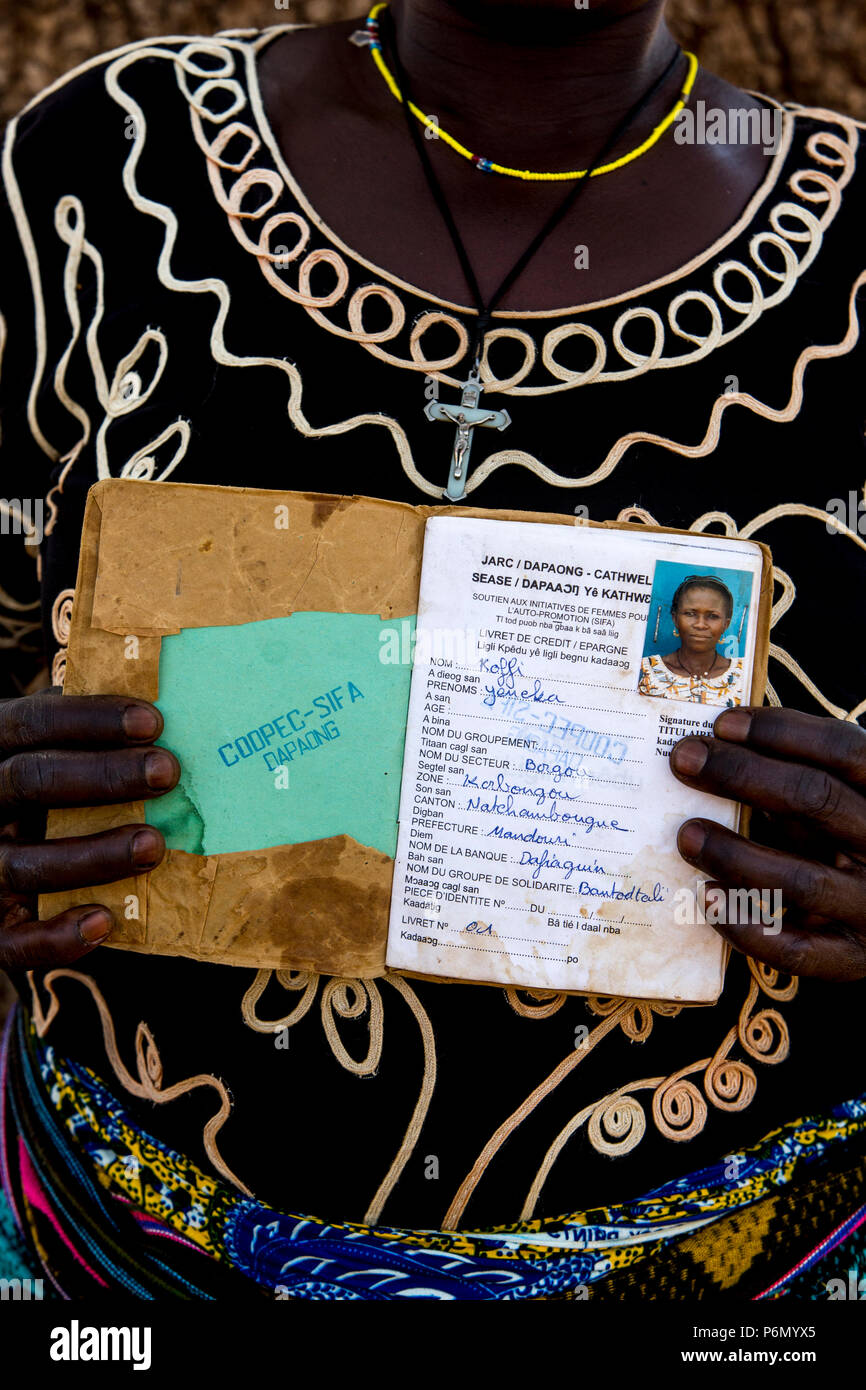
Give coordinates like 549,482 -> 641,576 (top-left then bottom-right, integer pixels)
673,648 -> 726,678
377,6 -> 688,500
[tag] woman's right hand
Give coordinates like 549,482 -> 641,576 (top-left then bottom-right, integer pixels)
0,687 -> 179,971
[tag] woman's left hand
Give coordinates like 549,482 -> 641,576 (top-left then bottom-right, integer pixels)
670,707 -> 866,981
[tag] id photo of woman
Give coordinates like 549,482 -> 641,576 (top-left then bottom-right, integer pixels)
638,569 -> 752,707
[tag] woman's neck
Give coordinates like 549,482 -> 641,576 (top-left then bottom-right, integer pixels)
676,647 -> 723,676
389,0 -> 677,169
257,9 -> 773,309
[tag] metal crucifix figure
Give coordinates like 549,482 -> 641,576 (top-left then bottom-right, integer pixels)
424,368 -> 511,501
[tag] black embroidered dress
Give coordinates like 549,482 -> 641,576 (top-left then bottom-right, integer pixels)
1,27 -> 866,1245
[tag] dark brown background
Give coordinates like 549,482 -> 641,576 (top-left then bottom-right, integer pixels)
0,0 -> 864,124
0,0 -> 862,1024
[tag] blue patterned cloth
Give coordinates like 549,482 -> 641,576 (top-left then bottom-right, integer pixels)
6,1006 -> 866,1300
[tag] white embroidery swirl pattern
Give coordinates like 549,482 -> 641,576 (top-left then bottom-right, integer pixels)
180,36 -> 857,399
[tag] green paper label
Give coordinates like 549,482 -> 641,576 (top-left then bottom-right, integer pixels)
145,612 -> 414,857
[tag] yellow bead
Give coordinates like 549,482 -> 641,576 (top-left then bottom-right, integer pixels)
362,4 -> 699,182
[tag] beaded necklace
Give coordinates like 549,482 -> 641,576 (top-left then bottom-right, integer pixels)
353,1 -> 698,183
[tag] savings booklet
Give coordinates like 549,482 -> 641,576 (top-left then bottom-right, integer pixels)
40,481 -> 772,1003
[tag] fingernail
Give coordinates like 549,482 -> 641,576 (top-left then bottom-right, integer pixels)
78,909 -> 113,943
671,739 -> 709,777
678,821 -> 707,859
144,750 -> 176,788
715,709 -> 752,742
131,829 -> 162,867
124,704 -> 160,739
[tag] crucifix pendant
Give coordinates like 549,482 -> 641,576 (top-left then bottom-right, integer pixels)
424,368 -> 511,502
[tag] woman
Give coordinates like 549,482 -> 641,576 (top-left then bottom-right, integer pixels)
1,0 -> 866,1300
639,574 -> 746,706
